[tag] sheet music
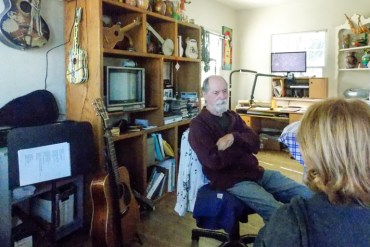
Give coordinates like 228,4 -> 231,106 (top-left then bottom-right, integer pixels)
18,142 -> 71,186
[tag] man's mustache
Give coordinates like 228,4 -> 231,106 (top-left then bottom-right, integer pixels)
216,100 -> 227,105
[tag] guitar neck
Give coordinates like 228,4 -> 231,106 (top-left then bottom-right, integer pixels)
72,8 -> 82,52
104,130 -> 120,186
31,0 -> 42,35
73,23 -> 79,51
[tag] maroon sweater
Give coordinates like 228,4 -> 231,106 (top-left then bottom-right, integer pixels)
189,108 -> 264,190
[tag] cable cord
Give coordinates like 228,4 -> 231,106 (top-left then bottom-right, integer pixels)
43,0 -> 77,89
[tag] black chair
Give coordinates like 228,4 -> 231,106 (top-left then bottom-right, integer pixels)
176,129 -> 256,246
192,184 -> 256,246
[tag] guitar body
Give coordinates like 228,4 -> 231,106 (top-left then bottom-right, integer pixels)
66,47 -> 88,84
0,0 -> 50,50
103,18 -> 141,49
103,25 -> 124,49
90,166 -> 140,247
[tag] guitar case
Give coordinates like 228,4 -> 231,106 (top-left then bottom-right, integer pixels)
0,90 -> 59,127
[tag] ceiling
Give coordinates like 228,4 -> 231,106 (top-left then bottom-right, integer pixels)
213,0 -> 304,10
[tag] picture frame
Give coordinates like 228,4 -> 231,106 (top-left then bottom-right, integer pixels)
163,62 -> 173,87
164,88 -> 173,99
222,26 -> 233,70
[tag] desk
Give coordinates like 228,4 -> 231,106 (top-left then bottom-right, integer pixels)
238,107 -> 304,134
279,121 -> 304,165
238,107 -> 304,164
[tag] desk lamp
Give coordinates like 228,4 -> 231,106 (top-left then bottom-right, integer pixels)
249,73 -> 283,106
228,69 -> 257,109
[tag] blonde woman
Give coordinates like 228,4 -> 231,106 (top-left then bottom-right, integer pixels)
255,98 -> 370,247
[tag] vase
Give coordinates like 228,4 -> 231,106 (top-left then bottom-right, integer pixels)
154,0 -> 166,15
136,0 -> 149,10
345,52 -> 357,69
171,0 -> 181,20
125,0 -> 136,6
165,1 -> 173,17
342,34 -> 350,49
178,35 -> 184,57
361,49 -> 370,68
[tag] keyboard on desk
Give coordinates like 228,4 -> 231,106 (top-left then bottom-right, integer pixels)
246,107 -> 290,117
246,110 -> 280,117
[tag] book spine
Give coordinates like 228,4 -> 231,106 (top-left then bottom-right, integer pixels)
146,172 -> 165,199
152,133 -> 164,161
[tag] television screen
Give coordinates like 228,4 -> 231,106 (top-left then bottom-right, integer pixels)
105,66 -> 145,111
271,51 -> 306,73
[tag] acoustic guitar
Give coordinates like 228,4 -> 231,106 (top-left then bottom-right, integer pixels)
0,0 -> 50,50
90,98 -> 140,247
103,17 -> 141,49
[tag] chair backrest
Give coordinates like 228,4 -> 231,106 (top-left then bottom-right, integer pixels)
174,129 -> 209,216
175,129 -> 253,236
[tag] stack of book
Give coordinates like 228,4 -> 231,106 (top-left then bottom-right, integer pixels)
164,115 -> 182,125
185,99 -> 199,118
151,133 -> 174,161
170,99 -> 188,118
181,92 -> 199,118
145,159 -> 175,200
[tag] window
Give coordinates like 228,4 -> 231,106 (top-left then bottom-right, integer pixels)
271,30 -> 326,77
201,32 -> 223,82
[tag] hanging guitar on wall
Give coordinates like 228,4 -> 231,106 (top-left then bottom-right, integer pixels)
66,7 -> 88,84
0,0 -> 50,50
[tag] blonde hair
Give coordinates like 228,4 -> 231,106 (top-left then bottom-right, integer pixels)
297,98 -> 370,206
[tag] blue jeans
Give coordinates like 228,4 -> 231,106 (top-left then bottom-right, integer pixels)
227,170 -> 313,222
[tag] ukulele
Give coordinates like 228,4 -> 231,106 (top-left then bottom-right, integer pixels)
0,0 -> 50,50
66,7 -> 88,84
90,98 -> 140,247
103,17 -> 141,49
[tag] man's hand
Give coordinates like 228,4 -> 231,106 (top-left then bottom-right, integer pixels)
216,133 -> 234,151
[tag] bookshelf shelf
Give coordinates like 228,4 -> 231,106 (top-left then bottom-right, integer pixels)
64,0 -> 201,202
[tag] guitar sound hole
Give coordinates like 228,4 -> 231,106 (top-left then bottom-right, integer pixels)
19,1 -> 32,14
73,58 -> 77,65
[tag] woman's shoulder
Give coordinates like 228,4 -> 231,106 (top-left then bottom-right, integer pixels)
254,197 -> 310,247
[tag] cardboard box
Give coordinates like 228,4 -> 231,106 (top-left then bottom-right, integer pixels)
31,184 -> 75,226
12,217 -> 33,247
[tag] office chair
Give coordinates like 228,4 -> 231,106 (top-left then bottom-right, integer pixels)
175,129 -> 256,246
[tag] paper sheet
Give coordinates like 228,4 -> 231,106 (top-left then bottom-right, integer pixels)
17,142 -> 71,186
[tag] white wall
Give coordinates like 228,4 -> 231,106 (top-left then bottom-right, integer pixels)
186,0 -> 238,81
1,0 -> 369,115
0,1 -> 65,115
235,0 -> 370,108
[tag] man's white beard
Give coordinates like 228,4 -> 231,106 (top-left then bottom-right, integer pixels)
215,99 -> 228,114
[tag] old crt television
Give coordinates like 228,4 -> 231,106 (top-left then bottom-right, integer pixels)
271,51 -> 306,74
104,66 -> 145,111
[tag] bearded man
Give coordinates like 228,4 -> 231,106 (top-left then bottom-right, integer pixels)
189,75 -> 312,222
